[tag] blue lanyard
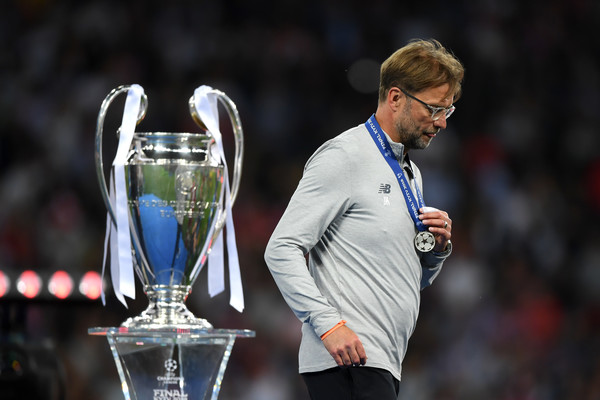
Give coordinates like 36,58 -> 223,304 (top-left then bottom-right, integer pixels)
365,114 -> 427,232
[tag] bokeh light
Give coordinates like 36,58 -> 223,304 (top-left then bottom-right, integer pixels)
79,271 -> 103,300
16,270 -> 42,299
0,270 -> 10,297
48,270 -> 74,299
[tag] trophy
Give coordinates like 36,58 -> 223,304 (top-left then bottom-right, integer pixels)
89,85 -> 253,400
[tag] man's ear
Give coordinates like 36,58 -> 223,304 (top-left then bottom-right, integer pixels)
387,87 -> 403,110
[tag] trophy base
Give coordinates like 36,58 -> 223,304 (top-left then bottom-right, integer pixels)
89,327 -> 255,400
122,285 -> 213,330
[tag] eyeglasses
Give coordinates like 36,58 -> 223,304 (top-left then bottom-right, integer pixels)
399,88 -> 455,121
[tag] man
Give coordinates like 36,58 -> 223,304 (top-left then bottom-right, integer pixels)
264,39 -> 464,399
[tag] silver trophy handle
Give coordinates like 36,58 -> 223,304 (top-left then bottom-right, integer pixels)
95,85 -> 148,223
188,89 -> 244,205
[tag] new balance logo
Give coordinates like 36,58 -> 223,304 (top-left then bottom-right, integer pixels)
378,184 -> 391,194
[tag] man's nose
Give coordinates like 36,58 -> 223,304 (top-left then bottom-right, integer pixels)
433,114 -> 447,129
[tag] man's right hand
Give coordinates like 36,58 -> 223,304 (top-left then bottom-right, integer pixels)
322,325 -> 367,367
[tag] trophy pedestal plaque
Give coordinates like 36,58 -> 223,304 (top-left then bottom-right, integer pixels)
89,327 -> 254,400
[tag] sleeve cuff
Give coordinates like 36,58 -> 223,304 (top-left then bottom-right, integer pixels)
432,240 -> 452,257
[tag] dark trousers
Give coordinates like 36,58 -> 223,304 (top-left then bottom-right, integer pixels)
302,367 -> 400,400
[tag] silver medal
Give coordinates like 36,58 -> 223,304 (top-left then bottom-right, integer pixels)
414,231 -> 435,252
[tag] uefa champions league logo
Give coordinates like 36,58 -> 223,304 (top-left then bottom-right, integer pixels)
154,358 -> 188,400
157,358 -> 181,382
164,359 -> 178,374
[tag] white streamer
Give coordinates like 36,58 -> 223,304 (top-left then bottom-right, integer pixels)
207,218 -> 225,295
101,84 -> 144,306
192,85 -> 245,312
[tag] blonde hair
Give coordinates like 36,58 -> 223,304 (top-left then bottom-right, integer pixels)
378,39 -> 464,103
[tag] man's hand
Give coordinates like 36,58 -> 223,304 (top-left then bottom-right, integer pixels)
419,207 -> 451,252
322,325 -> 367,367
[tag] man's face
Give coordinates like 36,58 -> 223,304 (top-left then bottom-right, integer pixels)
393,84 -> 453,151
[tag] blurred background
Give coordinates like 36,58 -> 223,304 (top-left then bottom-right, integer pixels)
1,0 -> 600,399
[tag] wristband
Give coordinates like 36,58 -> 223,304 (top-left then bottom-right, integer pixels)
320,320 -> 347,340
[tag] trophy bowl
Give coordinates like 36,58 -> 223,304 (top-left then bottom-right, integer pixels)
95,85 -> 243,330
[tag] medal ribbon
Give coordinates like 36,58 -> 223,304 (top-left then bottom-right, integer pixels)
365,114 -> 427,232
190,85 -> 244,313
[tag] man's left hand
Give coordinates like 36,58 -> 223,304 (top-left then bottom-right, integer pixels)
419,207 -> 451,252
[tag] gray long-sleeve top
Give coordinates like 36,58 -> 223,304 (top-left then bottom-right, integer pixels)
264,123 -> 451,381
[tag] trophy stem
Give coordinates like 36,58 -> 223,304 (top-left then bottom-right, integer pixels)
121,285 -> 213,330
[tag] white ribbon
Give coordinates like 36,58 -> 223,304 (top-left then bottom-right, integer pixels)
101,84 -> 144,306
191,85 -> 245,312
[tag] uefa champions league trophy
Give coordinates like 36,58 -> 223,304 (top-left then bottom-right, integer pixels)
89,84 -> 254,400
